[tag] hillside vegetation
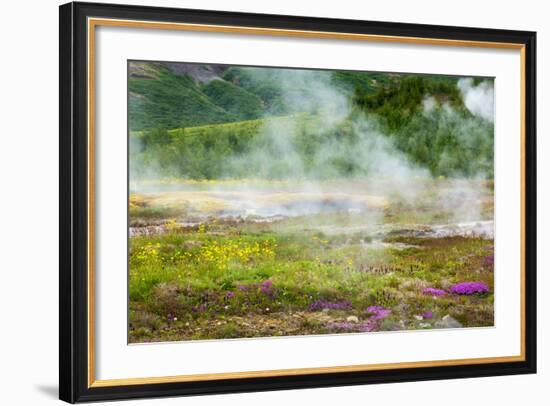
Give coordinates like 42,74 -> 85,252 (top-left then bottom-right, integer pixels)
129,63 -> 413,130
129,62 -> 493,178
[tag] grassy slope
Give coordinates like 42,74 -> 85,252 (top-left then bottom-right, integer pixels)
129,62 -> 485,136
201,79 -> 265,121
221,67 -> 391,115
129,65 -> 230,130
129,64 -> 266,131
132,108 -> 492,179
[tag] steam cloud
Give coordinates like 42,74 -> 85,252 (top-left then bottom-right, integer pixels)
458,78 -> 495,122
225,69 -> 428,183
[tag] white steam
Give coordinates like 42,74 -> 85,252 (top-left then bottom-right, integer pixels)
422,96 -> 437,114
225,69 -> 427,184
458,78 -> 494,122
130,67 -> 494,227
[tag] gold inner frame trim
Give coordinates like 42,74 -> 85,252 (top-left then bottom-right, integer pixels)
87,17 -> 527,388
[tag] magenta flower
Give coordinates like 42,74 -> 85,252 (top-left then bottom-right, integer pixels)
450,282 -> 490,295
309,300 -> 352,311
192,303 -> 207,312
260,286 -> 273,295
358,322 -> 378,332
325,306 -> 392,333
422,311 -> 433,319
226,291 -> 235,299
261,280 -> 273,288
327,321 -> 377,332
366,305 -> 391,320
423,287 -> 447,296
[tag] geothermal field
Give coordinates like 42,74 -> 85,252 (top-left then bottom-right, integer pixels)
128,178 -> 494,342
128,62 -> 495,342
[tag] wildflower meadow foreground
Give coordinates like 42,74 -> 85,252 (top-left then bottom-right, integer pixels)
128,179 -> 494,342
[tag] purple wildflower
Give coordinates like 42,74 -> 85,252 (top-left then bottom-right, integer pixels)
358,322 -> 378,332
260,286 -> 273,295
484,254 -> 494,266
326,322 -> 354,331
325,305 -> 391,333
422,311 -> 433,319
327,321 -> 377,332
226,291 -> 235,299
309,300 -> 352,311
450,282 -> 490,295
192,303 -> 207,313
261,280 -> 273,288
423,287 -> 447,296
167,313 -> 174,322
366,305 -> 391,320
237,285 -> 248,291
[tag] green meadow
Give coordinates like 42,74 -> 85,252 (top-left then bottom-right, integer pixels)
128,178 -> 494,342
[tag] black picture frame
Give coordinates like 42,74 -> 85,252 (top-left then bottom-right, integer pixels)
59,1 -> 537,403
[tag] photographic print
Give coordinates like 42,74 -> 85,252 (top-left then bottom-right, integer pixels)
128,61 -> 495,343
60,4 -> 536,401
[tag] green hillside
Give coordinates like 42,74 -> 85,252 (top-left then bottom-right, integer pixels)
132,107 -> 492,180
202,79 -> 264,121
128,63 -> 403,131
220,67 -> 393,115
129,62 -> 493,179
129,62 -> 468,132
129,63 -> 232,131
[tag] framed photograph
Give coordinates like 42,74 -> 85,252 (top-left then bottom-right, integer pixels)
59,1 -> 536,402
